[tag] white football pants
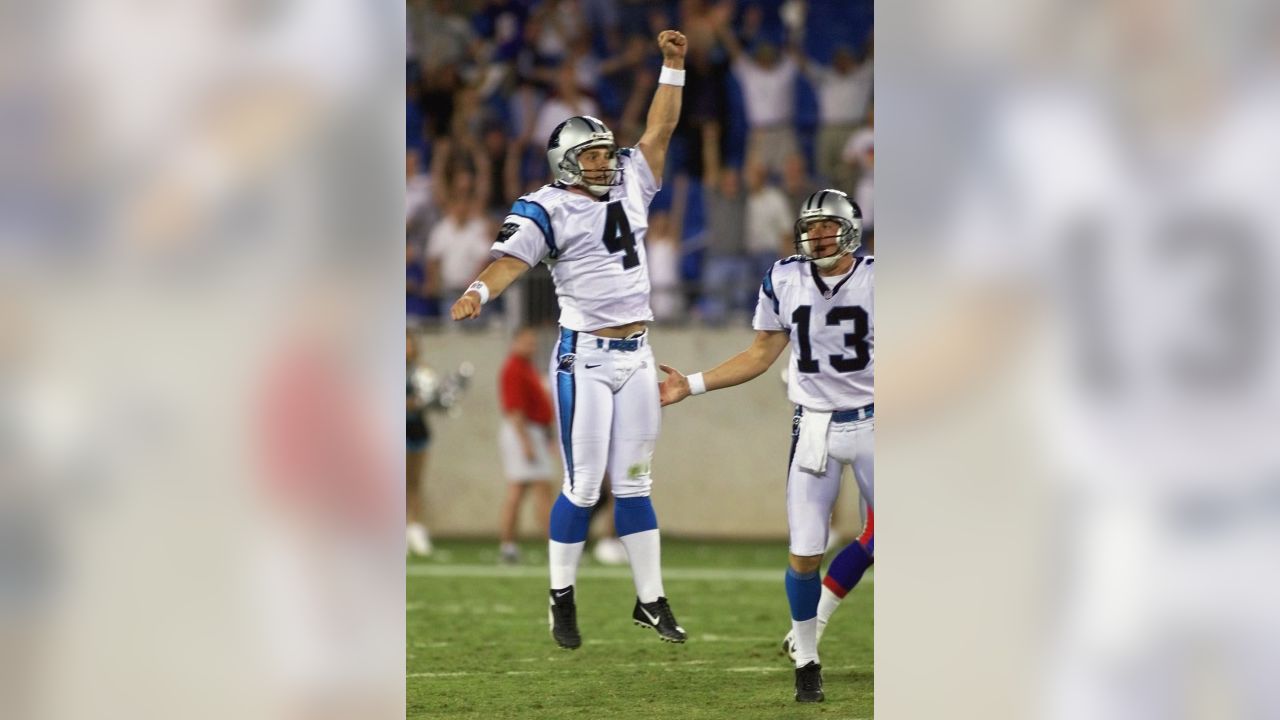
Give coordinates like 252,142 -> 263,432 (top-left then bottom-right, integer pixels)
550,327 -> 660,507
787,407 -> 875,556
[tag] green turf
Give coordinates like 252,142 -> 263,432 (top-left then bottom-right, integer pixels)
408,539 -> 873,719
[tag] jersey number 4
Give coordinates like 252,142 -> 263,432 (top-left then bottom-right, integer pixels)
601,201 -> 639,269
793,305 -> 871,373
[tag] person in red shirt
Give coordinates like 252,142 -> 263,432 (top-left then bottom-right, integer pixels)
497,326 -> 558,563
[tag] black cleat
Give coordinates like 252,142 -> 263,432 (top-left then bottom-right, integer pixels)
795,661 -> 825,703
632,596 -> 687,643
549,586 -> 581,650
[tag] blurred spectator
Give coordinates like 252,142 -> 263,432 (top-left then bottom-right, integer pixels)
407,243 -> 431,328
406,149 -> 435,248
647,211 -> 684,322
842,118 -> 874,251
801,42 -> 873,189
579,0 -> 622,56
407,330 -> 432,556
407,80 -> 427,156
425,171 -> 494,316
700,125 -> 750,324
715,13 -> 801,175
671,0 -> 731,181
524,0 -> 583,67
407,150 -> 436,326
410,0 -> 475,72
496,326 -> 558,564
431,135 -> 493,211
782,151 -> 819,215
479,122 -> 526,219
531,65 -> 602,151
553,35 -> 650,126
422,64 -> 464,141
472,0 -> 530,63
744,160 -> 793,278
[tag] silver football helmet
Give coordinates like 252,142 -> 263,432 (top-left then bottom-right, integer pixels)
546,115 -> 624,196
794,189 -> 863,269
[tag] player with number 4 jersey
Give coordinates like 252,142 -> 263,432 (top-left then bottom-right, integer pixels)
452,30 -> 691,652
659,189 -> 873,703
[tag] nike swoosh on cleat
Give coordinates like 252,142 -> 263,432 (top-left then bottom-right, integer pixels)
641,607 -> 661,625
555,590 -> 571,598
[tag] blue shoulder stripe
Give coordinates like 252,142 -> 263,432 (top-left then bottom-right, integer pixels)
510,199 -> 558,258
762,265 -> 780,315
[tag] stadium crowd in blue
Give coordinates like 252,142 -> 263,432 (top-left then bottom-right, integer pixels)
407,0 -> 873,326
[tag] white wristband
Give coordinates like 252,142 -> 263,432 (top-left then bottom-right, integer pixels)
467,281 -> 490,305
687,372 -> 707,396
658,66 -> 686,87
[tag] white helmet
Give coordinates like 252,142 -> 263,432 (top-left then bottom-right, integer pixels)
794,189 -> 863,269
546,115 -> 624,196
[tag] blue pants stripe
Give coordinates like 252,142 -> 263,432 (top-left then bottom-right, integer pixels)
556,328 -> 578,488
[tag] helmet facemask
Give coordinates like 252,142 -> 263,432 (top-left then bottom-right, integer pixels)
795,216 -> 860,269
559,142 -> 624,197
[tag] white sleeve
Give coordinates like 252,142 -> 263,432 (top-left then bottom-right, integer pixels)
621,147 -> 661,206
490,199 -> 557,266
751,264 -> 788,332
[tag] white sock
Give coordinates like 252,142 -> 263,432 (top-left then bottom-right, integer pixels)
792,617 -> 820,667
548,540 -> 585,590
815,585 -> 843,643
618,528 -> 664,603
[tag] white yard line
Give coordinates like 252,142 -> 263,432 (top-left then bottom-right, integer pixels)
407,564 -> 873,584
409,664 -> 867,679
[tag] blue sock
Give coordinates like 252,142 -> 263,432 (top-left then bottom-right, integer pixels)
548,492 -> 591,544
614,496 -> 658,537
824,540 -> 873,597
785,567 -> 821,621
614,496 -> 664,602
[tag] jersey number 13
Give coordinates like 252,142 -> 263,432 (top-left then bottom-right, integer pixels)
792,305 -> 871,374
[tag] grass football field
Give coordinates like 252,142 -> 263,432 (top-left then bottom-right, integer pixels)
408,539 -> 873,719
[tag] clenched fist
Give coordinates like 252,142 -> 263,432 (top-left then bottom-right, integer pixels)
451,291 -> 483,321
657,30 -> 687,62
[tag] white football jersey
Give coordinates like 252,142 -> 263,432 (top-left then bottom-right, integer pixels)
753,255 -> 875,411
490,147 -> 661,332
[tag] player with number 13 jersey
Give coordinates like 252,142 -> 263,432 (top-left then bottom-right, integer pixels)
756,225 -> 874,414
658,189 -> 873,703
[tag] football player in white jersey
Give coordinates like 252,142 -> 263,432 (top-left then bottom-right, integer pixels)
451,30 -> 689,650
659,189 -> 873,702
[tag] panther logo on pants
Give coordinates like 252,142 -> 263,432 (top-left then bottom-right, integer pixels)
557,353 -> 576,373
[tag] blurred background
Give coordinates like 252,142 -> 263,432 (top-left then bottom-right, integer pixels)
3,0 -> 1276,716
405,0 -> 874,545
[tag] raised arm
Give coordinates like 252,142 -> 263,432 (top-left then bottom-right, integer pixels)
712,15 -> 744,63
450,255 -> 532,321
658,330 -> 790,406
636,30 -> 687,181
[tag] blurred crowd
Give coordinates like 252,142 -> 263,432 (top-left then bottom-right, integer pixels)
407,0 -> 873,327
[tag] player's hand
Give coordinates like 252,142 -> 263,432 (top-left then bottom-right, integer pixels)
657,30 -> 687,62
451,292 -> 482,321
657,364 -> 691,406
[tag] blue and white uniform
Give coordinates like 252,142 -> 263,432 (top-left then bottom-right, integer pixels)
491,146 -> 662,508
754,254 -> 875,556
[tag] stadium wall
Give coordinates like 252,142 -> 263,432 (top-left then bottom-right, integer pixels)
418,326 -> 863,540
